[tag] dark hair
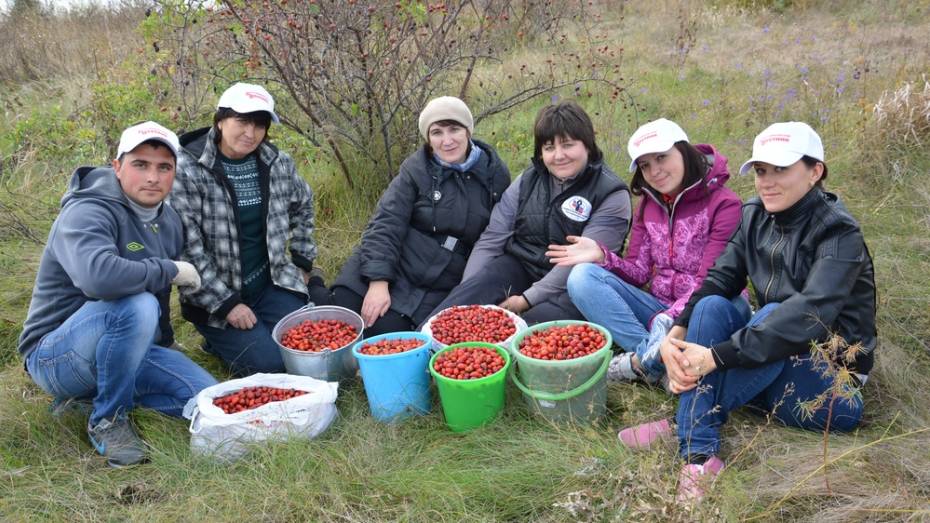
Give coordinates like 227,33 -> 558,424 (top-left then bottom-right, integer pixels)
533,101 -> 602,163
801,155 -> 828,187
212,108 -> 272,144
117,139 -> 176,162
423,119 -> 470,157
629,141 -> 708,198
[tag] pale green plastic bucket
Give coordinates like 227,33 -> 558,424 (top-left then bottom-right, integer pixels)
511,350 -> 610,424
510,320 -> 612,394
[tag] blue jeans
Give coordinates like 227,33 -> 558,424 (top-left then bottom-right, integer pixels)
676,299 -> 864,459
26,293 -> 218,426
196,285 -> 306,376
567,263 -> 749,378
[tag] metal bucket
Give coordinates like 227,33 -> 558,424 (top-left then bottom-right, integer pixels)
272,305 -> 364,381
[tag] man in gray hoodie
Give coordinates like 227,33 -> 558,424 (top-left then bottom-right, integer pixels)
18,121 -> 218,467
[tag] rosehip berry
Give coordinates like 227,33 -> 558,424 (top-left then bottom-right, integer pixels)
429,305 -> 516,345
358,338 -> 424,356
518,324 -> 606,361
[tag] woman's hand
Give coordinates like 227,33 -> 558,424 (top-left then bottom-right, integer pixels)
226,303 -> 257,330
498,295 -> 530,314
659,326 -> 699,394
545,235 -> 605,267
361,281 -> 391,327
669,338 -> 717,379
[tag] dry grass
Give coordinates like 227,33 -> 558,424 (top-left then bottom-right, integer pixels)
0,2 -> 146,85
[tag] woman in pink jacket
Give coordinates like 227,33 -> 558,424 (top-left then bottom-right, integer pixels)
548,118 -> 748,383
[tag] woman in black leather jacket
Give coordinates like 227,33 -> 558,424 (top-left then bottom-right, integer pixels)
309,96 -> 511,335
615,122 -> 877,503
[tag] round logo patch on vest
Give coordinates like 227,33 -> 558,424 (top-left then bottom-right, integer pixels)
432,190 -> 442,202
561,196 -> 592,222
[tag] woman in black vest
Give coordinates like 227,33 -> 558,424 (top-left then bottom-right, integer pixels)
426,101 -> 632,324
309,96 -> 511,335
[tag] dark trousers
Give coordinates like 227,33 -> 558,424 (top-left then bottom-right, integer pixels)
197,285 -> 306,377
308,284 -> 417,337
423,253 -> 582,327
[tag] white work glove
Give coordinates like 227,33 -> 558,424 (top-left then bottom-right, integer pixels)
171,261 -> 201,290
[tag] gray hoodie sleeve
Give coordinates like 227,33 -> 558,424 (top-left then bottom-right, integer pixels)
461,174 -> 521,281
53,201 -> 178,300
522,189 -> 632,306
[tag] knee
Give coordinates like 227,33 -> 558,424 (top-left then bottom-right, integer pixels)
114,293 -> 160,331
692,295 -> 733,319
567,263 -> 602,300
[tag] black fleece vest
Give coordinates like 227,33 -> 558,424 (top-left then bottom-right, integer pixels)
505,161 -> 627,280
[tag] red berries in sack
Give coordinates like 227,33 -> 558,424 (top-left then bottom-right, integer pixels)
212,386 -> 308,414
429,305 -> 516,345
518,324 -> 606,360
281,319 -> 358,352
433,346 -> 505,380
358,338 -> 424,356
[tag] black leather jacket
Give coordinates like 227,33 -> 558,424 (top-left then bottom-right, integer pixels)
676,188 -> 877,374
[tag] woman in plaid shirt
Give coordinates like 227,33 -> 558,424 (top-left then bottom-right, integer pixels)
170,83 -> 317,376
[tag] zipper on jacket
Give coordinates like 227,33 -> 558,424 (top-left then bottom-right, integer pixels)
763,218 -> 785,302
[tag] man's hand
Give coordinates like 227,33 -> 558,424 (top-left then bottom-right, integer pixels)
171,261 -> 201,290
545,235 -> 605,267
361,281 -> 391,327
226,303 -> 257,330
498,295 -> 530,314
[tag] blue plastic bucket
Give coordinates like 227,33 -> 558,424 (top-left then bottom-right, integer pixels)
352,332 -> 433,422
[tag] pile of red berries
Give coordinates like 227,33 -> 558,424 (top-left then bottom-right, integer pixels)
433,346 -> 506,380
518,324 -> 606,360
280,319 -> 358,352
212,386 -> 308,414
429,305 -> 516,345
358,338 -> 425,356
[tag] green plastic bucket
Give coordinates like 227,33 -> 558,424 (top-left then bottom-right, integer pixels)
428,342 -> 512,432
511,350 -> 610,424
510,320 -> 612,394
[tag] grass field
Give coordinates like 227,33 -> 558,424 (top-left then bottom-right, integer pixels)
2,1 -> 930,521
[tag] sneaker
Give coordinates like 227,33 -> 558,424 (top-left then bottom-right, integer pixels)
50,397 -> 93,418
677,455 -> 725,503
617,418 -> 674,450
607,352 -> 640,382
87,415 -> 147,468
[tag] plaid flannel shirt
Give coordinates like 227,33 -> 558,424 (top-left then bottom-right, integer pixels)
169,128 -> 316,328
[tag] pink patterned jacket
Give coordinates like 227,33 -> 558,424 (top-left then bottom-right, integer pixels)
599,144 -> 743,321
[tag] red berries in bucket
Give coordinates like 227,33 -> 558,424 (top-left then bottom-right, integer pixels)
280,319 -> 358,352
518,324 -> 606,360
429,305 -> 516,345
212,386 -> 308,414
358,338 -> 425,356
433,346 -> 506,380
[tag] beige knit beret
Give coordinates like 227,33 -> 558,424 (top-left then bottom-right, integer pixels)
418,96 -> 474,139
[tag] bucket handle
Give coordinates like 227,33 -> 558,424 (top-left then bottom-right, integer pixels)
509,350 -> 611,402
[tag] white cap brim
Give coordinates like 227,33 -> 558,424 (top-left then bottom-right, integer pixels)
628,136 -> 679,172
738,150 -> 804,176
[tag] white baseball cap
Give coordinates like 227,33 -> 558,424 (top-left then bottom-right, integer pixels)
739,121 -> 824,175
626,118 -> 690,172
216,82 -> 280,123
116,121 -> 180,159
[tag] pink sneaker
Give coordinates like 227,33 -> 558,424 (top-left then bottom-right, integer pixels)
617,418 -> 673,450
676,456 -> 725,503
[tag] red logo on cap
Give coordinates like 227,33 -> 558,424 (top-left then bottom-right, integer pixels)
760,134 -> 791,146
138,128 -> 168,137
633,131 -> 658,147
245,91 -> 269,103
